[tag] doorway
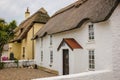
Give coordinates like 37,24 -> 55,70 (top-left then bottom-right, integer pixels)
63,49 -> 69,75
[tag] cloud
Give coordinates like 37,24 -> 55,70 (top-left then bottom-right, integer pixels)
0,0 -> 76,25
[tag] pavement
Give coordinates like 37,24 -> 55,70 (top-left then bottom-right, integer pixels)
0,68 -> 57,80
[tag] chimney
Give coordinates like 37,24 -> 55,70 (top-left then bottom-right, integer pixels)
25,7 -> 30,19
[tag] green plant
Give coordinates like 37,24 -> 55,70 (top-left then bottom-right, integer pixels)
0,62 -> 5,69
0,19 -> 17,62
14,59 -> 19,68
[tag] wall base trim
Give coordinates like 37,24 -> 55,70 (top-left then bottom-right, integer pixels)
38,66 -> 59,75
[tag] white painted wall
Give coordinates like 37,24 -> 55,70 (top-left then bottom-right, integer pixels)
35,39 -> 41,65
33,4 -> 120,80
94,21 -> 112,70
109,4 -> 120,80
35,19 -> 112,75
2,51 -> 8,57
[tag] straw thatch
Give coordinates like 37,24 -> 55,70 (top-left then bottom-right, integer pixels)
34,0 -> 119,39
12,8 -> 50,42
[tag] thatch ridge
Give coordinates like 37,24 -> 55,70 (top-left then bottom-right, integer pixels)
52,0 -> 88,17
12,7 -> 50,42
34,0 -> 119,39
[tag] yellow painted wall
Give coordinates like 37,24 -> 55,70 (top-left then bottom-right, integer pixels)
34,23 -> 44,33
25,27 -> 33,59
8,43 -> 21,59
21,23 -> 44,60
33,23 -> 44,58
21,38 -> 27,59
9,23 -> 44,60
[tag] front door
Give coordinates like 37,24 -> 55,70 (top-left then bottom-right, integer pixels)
63,49 -> 69,75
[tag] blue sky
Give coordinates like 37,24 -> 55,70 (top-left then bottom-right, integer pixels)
0,0 -> 76,25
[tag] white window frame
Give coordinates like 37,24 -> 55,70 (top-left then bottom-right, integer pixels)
40,38 -> 43,63
50,50 -> 53,63
41,50 -> 43,62
89,50 -> 95,70
88,24 -> 94,40
41,38 -> 43,47
50,35 -> 52,46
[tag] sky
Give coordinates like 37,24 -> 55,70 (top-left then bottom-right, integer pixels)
0,0 -> 76,25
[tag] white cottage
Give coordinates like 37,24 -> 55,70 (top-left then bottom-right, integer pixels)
33,0 -> 120,76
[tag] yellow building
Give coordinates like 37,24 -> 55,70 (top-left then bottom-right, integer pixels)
9,8 -> 50,60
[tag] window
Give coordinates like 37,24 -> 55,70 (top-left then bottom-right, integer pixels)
22,47 -> 25,58
23,47 -> 25,53
89,50 -> 95,70
41,50 -> 43,62
41,38 -> 43,47
50,35 -> 52,45
88,24 -> 94,40
21,28 -> 23,33
50,51 -> 53,63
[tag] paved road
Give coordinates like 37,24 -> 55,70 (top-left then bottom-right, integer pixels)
0,68 -> 57,80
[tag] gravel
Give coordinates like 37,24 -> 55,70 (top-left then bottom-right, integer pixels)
0,68 -> 57,80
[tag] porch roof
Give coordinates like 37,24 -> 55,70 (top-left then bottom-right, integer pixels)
57,38 -> 83,51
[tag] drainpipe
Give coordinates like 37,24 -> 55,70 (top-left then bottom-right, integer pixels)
32,26 -> 34,59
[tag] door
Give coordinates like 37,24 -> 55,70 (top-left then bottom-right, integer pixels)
63,49 -> 69,75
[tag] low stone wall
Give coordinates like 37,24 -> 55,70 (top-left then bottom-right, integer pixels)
2,60 -> 34,68
32,70 -> 112,80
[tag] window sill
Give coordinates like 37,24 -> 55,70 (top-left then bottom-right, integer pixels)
87,40 -> 95,44
49,63 -> 53,67
88,69 -> 95,71
49,45 -> 53,48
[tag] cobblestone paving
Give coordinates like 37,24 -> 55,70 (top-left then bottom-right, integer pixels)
0,68 -> 57,80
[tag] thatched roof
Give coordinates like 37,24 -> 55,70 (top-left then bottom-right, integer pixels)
34,0 -> 120,39
12,8 -> 50,42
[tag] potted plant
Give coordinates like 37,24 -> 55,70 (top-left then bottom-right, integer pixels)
0,62 -> 5,69
14,59 -> 19,68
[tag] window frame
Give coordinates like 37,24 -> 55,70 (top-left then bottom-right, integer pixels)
50,50 -> 53,63
22,47 -> 25,59
41,50 -> 43,62
50,35 -> 52,45
41,38 -> 43,47
88,24 -> 94,40
89,50 -> 95,70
